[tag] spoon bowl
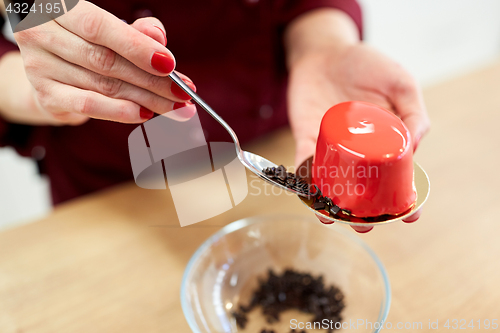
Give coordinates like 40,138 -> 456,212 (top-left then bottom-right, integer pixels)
238,150 -> 310,197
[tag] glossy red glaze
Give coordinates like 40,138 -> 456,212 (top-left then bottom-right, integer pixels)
312,101 -> 416,217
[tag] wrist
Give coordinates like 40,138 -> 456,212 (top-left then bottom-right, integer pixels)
0,52 -> 19,119
284,8 -> 360,70
0,51 -> 39,124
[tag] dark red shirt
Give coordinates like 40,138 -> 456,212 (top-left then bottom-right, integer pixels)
0,0 -> 362,205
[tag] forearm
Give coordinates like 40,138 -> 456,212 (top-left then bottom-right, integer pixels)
284,8 -> 360,69
1,5 -> 36,124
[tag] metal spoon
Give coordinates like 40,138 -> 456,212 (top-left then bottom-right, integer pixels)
169,72 -> 308,197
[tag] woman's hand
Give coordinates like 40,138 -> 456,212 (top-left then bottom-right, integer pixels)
285,9 -> 430,232
0,1 -> 196,126
288,43 -> 430,166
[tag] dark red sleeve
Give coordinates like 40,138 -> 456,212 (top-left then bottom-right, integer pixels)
0,35 -> 18,56
275,0 -> 363,39
0,117 -> 6,147
0,15 -> 22,148
0,15 -> 19,57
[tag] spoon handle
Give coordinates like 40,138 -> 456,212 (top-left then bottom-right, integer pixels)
168,72 -> 241,152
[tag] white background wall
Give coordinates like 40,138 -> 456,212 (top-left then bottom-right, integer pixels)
1,0 -> 500,229
0,148 -> 50,229
359,0 -> 500,85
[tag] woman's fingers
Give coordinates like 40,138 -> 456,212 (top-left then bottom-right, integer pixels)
40,51 -> 180,116
17,18 -> 196,124
316,213 -> 334,224
295,137 -> 315,168
35,20 -> 194,103
130,17 -> 166,46
13,2 -> 197,125
350,225 -> 374,233
55,1 -> 175,75
162,101 -> 198,122
390,74 -> 430,152
36,79 -> 150,123
315,213 -> 374,233
32,86 -> 90,126
129,18 -> 197,101
402,208 -> 422,223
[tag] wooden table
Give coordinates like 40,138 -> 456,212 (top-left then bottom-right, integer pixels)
1,60 -> 500,333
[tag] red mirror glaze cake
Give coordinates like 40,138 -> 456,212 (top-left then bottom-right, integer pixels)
312,101 -> 416,217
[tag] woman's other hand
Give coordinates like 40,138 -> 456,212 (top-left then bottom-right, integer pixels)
285,9 -> 430,232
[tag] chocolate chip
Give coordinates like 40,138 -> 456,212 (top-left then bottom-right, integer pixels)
232,269 -> 344,332
311,185 -> 322,197
261,165 -> 366,224
262,165 -> 313,196
329,205 -> 340,215
239,304 -> 251,313
276,165 -> 286,179
313,201 -> 326,210
264,167 -> 274,176
341,209 -> 352,216
232,310 -> 248,329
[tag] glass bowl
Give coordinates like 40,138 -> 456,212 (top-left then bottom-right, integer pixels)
181,214 -> 391,333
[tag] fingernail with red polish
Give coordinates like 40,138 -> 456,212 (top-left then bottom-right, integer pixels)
403,209 -> 422,223
173,102 -> 187,110
352,225 -> 374,233
140,107 -> 154,120
403,217 -> 419,223
316,214 -> 334,225
151,52 -> 175,74
171,101 -> 196,120
154,26 -> 167,46
171,79 -> 196,100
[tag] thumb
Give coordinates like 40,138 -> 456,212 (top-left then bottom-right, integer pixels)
295,138 -> 316,168
390,77 -> 430,152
